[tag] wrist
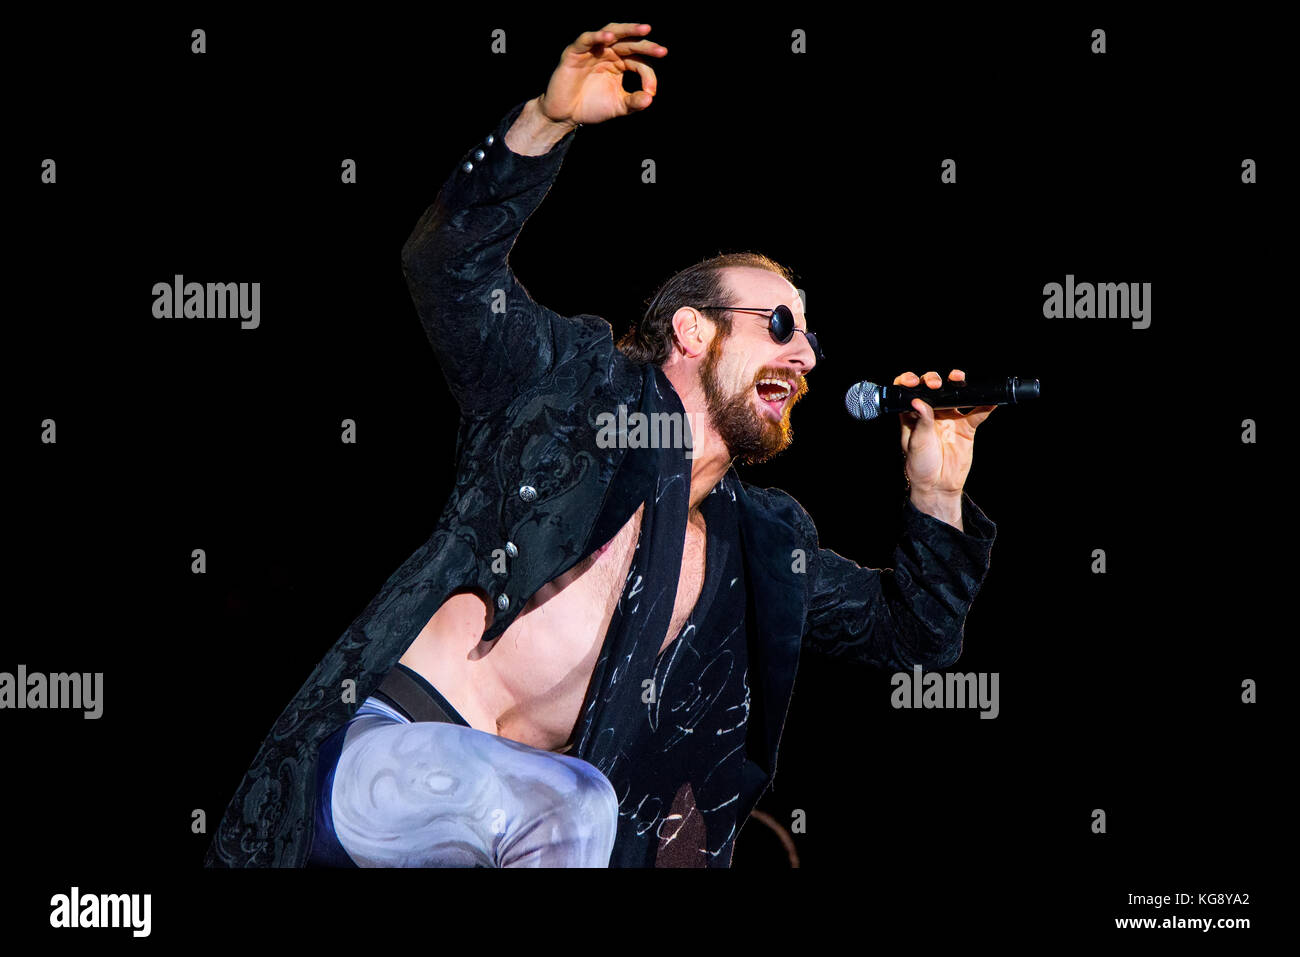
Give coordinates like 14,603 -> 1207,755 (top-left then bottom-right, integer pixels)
536,94 -> 581,131
505,96 -> 579,156
909,488 -> 964,529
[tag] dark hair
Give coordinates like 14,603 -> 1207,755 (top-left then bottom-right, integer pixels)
617,252 -> 795,365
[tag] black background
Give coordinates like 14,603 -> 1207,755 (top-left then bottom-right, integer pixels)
11,8 -> 1281,943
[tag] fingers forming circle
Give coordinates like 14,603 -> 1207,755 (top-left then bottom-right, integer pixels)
620,56 -> 658,96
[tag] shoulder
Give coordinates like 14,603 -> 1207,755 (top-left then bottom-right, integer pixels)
554,311 -> 615,355
545,313 -> 646,394
733,478 -> 818,543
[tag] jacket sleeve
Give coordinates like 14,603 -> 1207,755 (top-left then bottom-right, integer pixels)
400,98 -> 581,418
802,491 -> 997,669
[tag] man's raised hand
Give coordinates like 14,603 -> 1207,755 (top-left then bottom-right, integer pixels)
539,22 -> 667,127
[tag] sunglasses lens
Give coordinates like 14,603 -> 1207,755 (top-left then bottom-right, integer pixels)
770,304 -> 794,342
806,331 -> 822,359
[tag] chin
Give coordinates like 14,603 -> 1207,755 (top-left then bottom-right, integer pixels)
726,396 -> 794,465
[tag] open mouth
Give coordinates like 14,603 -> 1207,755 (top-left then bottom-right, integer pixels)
755,377 -> 794,416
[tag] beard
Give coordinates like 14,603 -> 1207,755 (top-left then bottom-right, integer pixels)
699,330 -> 808,465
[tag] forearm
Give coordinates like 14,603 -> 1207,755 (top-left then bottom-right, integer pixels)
401,97 -> 579,415
803,492 -> 997,669
504,95 -> 580,156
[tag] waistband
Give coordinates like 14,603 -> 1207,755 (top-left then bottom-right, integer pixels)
370,662 -> 470,727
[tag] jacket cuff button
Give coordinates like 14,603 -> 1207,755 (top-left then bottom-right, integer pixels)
485,134 -> 495,146
462,161 -> 474,173
473,149 -> 486,161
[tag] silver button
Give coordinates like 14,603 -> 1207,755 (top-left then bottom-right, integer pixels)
496,593 -> 510,611
462,161 -> 474,173
504,541 -> 518,558
518,485 -> 537,503
473,149 -> 485,161
485,134 -> 494,146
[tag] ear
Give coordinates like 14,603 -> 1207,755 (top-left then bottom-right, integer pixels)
670,306 -> 708,359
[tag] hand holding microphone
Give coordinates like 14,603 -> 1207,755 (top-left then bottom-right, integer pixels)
846,369 -> 1037,503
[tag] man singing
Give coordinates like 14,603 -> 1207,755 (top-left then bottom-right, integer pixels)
206,21 -> 998,869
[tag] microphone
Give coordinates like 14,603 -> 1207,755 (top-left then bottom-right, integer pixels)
845,376 -> 1040,421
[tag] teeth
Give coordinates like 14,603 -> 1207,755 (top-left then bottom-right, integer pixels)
756,377 -> 792,400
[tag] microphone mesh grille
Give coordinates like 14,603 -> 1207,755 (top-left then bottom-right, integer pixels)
845,382 -> 881,420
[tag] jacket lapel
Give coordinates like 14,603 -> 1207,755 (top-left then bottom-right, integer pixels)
733,477 -> 806,784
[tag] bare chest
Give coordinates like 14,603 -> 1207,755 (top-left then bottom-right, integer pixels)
524,505 -> 706,658
665,515 -> 707,655
400,503 -> 707,751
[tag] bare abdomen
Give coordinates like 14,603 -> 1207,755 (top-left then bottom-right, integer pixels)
398,505 -> 644,752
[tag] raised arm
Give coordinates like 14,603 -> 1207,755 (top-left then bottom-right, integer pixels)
400,99 -> 576,417
400,22 -> 667,418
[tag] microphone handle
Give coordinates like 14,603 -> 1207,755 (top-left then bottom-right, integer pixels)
879,376 -> 1037,415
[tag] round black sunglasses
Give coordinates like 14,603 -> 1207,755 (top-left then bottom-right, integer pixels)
695,304 -> 823,361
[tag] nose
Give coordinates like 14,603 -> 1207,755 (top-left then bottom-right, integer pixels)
787,331 -> 817,372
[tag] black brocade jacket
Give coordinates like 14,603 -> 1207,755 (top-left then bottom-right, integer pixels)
204,99 -> 998,868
